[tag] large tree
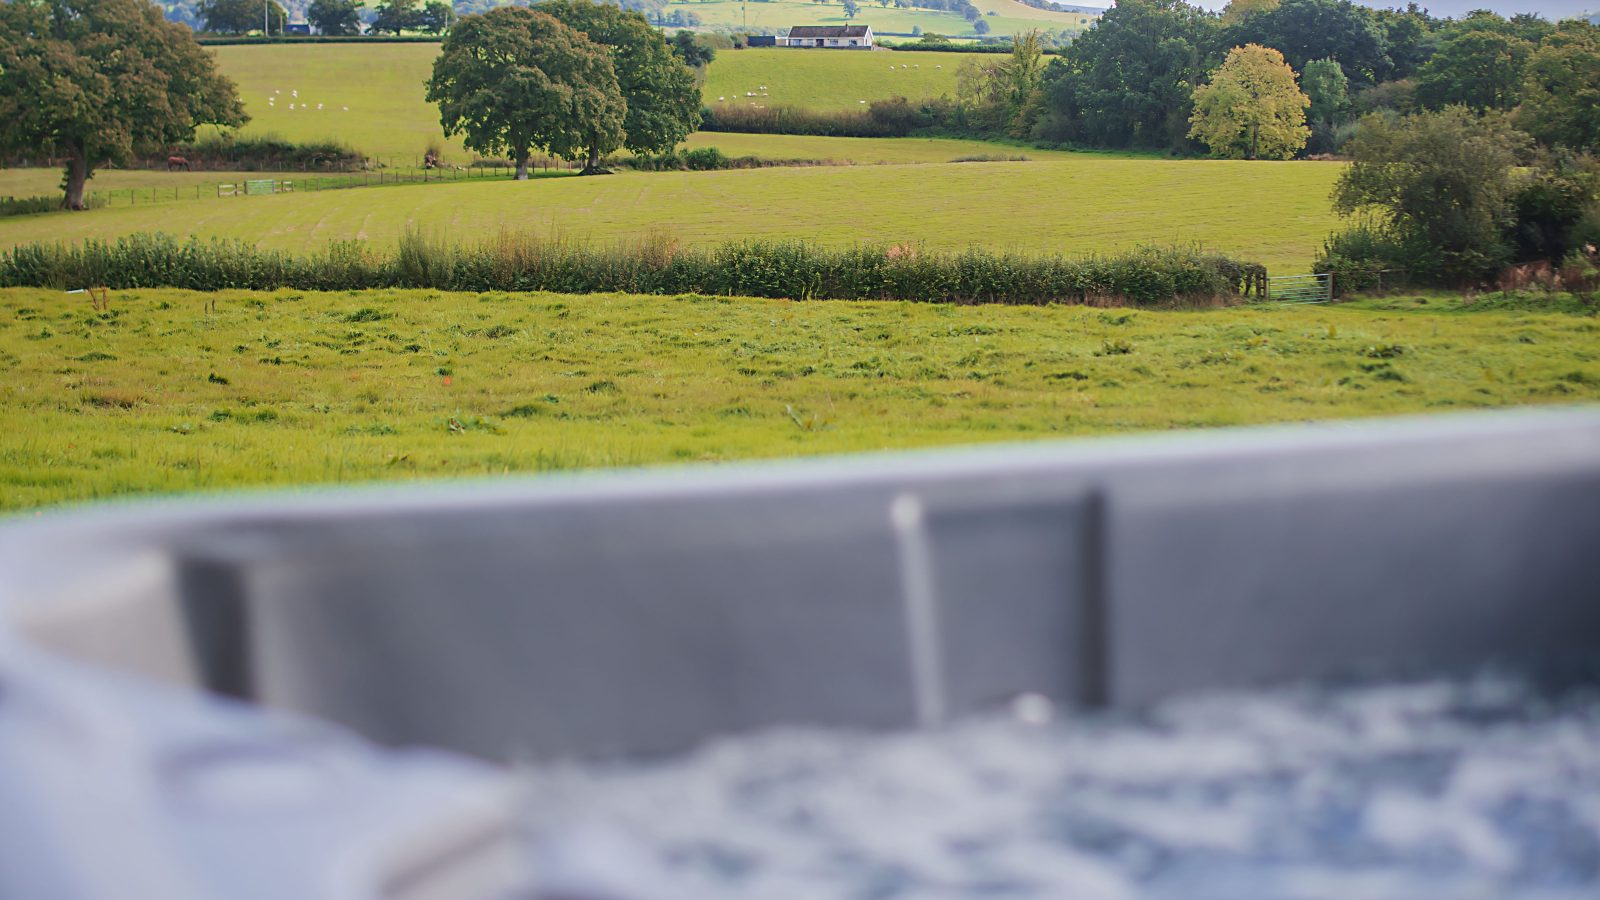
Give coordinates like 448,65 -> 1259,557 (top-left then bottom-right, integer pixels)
1189,44 -> 1309,159
536,0 -> 700,168
0,0 -> 247,209
1415,29 -> 1533,111
426,6 -> 625,179
1038,0 -> 1220,151
198,0 -> 286,33
307,0 -> 364,35
1225,0 -> 1389,85
1335,108 -> 1530,282
370,0 -> 422,34
1517,23 -> 1600,151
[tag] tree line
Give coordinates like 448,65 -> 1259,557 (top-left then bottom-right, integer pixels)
426,0 -> 701,177
0,0 -> 700,207
979,0 -> 1600,159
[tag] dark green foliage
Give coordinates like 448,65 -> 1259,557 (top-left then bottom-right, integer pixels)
0,232 -> 1266,307
1509,158 -> 1600,264
426,6 -> 625,177
1224,0 -> 1390,85
0,196 -> 67,217
420,1 -> 452,34
1036,0 -> 1219,151
1415,29 -> 1532,111
535,0 -> 701,163
1313,221 -> 1416,293
181,133 -> 361,169
198,0 -> 286,33
0,0 -> 248,209
701,104 -> 915,138
670,30 -> 714,68
371,0 -> 424,35
1332,108 -> 1530,283
306,0 -> 363,36
1517,23 -> 1600,152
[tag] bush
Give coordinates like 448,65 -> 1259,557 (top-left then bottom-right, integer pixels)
0,194 -> 104,216
700,104 -> 915,138
181,133 -> 363,170
0,232 -> 1265,307
1313,222 -> 1415,294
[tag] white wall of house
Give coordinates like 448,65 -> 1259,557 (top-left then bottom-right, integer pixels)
779,28 -> 874,49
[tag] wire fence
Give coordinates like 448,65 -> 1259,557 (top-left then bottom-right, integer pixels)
81,162 -> 586,209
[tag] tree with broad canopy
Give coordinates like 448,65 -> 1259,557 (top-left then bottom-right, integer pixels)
0,0 -> 247,210
426,6 -> 625,178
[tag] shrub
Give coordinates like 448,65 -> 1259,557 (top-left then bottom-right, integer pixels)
1313,222 -> 1416,294
180,133 -> 363,170
0,232 -> 1265,307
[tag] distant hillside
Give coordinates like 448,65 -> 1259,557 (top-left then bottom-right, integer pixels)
1349,0 -> 1592,18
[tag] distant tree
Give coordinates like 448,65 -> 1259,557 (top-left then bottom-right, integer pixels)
308,0 -> 364,35
0,0 -> 247,209
670,30 -> 714,67
911,24 -> 921,36
1335,108 -> 1530,281
199,0 -> 286,33
1301,57 -> 1348,125
1221,0 -> 1278,26
1038,0 -> 1220,151
1188,44 -> 1309,159
973,18 -> 989,34
842,0 -> 858,17
1517,23 -> 1600,151
1368,4 -> 1431,80
1415,29 -> 1533,111
428,7 -> 624,178
419,0 -> 451,32
1225,0 -> 1389,85
537,0 -> 702,168
371,0 -> 423,33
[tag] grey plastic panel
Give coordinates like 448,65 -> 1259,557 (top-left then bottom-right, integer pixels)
173,493 -> 921,758
3,408 -> 1600,899
1103,443 -> 1600,703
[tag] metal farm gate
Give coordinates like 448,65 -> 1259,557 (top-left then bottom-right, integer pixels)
1265,273 -> 1333,303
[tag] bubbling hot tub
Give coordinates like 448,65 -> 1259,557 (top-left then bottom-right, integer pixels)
2,408 -> 1599,899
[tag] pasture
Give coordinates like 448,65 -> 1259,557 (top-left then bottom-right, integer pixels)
3,286 -> 1595,511
704,47 -> 964,113
202,43 -> 975,160
662,0 -> 1096,37
0,157 -> 1342,274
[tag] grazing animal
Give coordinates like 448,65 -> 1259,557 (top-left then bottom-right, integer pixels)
166,156 -> 190,172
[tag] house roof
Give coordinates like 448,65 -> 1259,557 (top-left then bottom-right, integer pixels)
786,25 -> 872,38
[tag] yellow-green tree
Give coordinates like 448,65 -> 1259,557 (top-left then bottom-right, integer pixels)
1188,44 -> 1310,160
1221,0 -> 1279,26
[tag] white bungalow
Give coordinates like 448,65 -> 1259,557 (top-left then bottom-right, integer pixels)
779,25 -> 874,49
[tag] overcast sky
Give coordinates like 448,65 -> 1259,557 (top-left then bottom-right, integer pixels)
1074,1 -> 1596,19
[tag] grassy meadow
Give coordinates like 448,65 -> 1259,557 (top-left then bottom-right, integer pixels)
665,0 -> 1097,37
0,157 -> 1342,275
704,48 -> 965,113
3,285 -> 1595,511
201,43 -> 979,161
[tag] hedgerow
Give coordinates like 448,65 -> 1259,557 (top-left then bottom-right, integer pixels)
0,231 -> 1265,306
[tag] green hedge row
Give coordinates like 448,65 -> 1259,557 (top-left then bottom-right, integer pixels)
195,35 -> 445,45
0,232 -> 1265,306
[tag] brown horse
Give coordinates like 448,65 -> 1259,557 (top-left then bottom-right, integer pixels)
166,156 -> 190,172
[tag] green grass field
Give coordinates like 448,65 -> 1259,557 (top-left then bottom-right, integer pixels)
0,157 -> 1343,274
705,48 -> 965,112
3,285 -> 1594,511
200,43 -> 979,161
665,0 -> 1097,38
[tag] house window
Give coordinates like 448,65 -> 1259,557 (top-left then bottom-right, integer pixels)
849,40 -> 857,45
